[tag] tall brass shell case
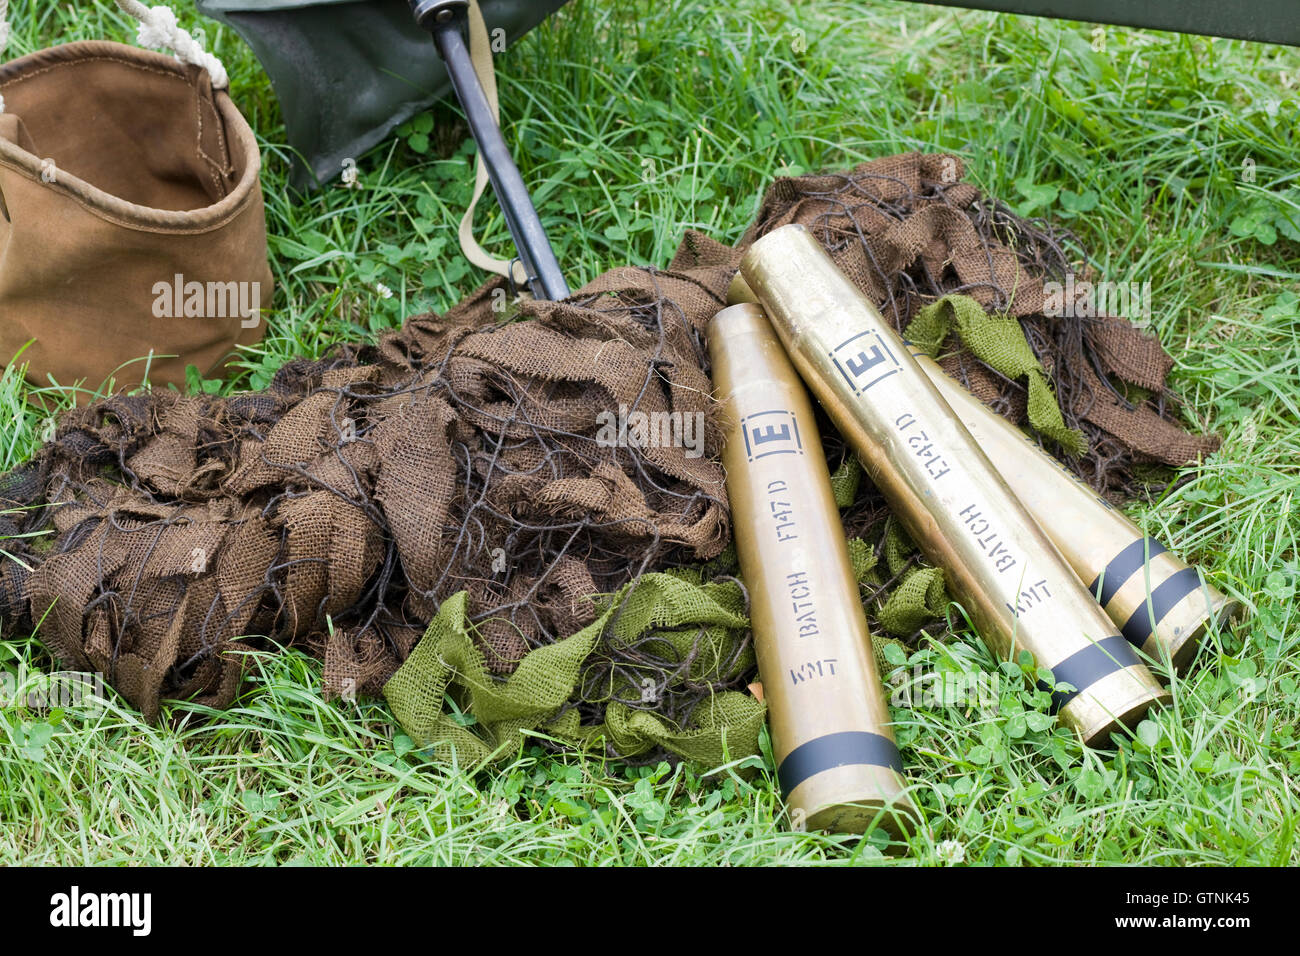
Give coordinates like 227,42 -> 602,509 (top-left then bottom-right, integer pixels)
711,302 -> 917,834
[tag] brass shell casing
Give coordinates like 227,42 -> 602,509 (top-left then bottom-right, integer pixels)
908,349 -> 1243,674
739,226 -> 1170,745
728,273 -> 1243,675
711,302 -> 917,834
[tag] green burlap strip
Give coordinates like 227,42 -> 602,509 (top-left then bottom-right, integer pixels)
905,294 -> 1088,456
829,457 -> 862,508
384,537 -> 942,764
878,523 -> 948,637
844,516 -> 945,636
384,573 -> 767,766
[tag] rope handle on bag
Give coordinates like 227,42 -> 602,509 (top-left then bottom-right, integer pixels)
0,0 -> 229,98
115,0 -> 230,88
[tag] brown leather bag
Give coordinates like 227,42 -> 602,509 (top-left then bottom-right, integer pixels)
0,36 -> 272,393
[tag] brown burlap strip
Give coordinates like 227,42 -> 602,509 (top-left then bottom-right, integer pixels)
0,152 -> 1217,737
0,252 -> 734,722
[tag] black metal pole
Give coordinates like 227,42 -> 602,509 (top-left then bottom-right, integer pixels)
410,0 -> 570,301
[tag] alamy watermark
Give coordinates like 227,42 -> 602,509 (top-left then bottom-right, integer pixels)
151,274 -> 262,329
594,404 -> 706,458
1042,273 -> 1152,328
50,886 -> 151,936
341,157 -> 361,189
1,666 -> 106,713
889,663 -> 1000,713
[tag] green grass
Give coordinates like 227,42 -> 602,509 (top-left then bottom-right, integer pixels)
1,0 -> 1298,865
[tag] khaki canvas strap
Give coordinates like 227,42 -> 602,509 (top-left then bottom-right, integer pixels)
459,0 -> 529,288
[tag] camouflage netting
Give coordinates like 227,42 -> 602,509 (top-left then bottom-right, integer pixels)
0,152 -> 1219,765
